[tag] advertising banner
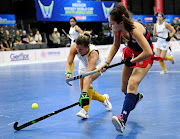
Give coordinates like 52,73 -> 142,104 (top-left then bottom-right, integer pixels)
3,50 -> 36,63
133,15 -> 156,23
0,52 -> 4,63
121,0 -> 127,9
133,15 -> 180,24
155,0 -> 163,13
36,48 -> 65,61
0,14 -> 16,25
35,0 -> 116,22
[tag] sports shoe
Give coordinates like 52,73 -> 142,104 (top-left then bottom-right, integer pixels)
112,114 -> 126,133
131,92 -> 143,110
160,70 -> 168,74
171,57 -> 175,64
102,94 -> 112,111
76,108 -> 89,119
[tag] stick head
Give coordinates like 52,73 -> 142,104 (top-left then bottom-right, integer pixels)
66,79 -> 72,86
14,122 -> 20,130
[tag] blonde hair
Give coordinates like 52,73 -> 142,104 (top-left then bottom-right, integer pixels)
76,32 -> 91,47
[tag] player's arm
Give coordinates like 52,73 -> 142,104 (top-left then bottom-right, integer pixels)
75,25 -> 84,34
131,25 -> 153,63
82,50 -> 99,93
65,43 -> 77,78
153,23 -> 157,36
105,31 -> 121,64
165,23 -> 176,37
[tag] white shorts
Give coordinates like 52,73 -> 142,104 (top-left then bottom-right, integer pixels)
156,40 -> 169,50
78,61 -> 104,75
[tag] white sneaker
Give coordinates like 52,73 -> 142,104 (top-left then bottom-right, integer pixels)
102,94 -> 112,111
76,108 -> 89,119
160,70 -> 168,74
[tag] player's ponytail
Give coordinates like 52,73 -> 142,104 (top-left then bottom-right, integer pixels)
110,2 -> 134,33
76,31 -> 91,47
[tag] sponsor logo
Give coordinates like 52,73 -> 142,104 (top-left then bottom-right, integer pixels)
41,51 -> 47,58
123,110 -> 127,115
41,51 -> 61,58
10,53 -> 29,61
139,61 -> 143,65
144,17 -> 153,22
163,45 -> 166,48
74,16 -> 86,20
102,2 -> 115,19
38,0 -> 54,18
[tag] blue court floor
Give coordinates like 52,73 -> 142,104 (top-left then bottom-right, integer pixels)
0,51 -> 180,139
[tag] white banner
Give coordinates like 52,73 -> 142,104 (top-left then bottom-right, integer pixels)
96,45 -> 111,56
35,48 -> 66,61
96,44 -> 125,57
0,41 -> 179,66
3,50 -> 36,64
0,52 -> 4,63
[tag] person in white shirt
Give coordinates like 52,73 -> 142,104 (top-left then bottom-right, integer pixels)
68,17 -> 83,44
28,31 -> 36,44
153,12 -> 176,74
52,27 -> 60,45
35,30 -> 42,43
67,17 -> 84,74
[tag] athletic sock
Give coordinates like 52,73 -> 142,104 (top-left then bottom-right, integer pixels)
92,90 -> 105,102
165,56 -> 172,61
89,84 -> 105,102
121,93 -> 137,121
159,60 -> 167,70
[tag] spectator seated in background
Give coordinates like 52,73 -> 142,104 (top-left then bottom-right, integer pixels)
28,31 -> 36,44
35,30 -> 42,43
0,26 -> 4,35
0,34 -> 11,51
5,30 -> 13,49
5,30 -> 11,40
21,30 -> 29,43
52,27 -> 60,47
7,36 -> 13,49
14,30 -> 22,44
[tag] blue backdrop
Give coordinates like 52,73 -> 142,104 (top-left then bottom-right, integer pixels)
133,15 -> 180,23
35,0 -> 116,22
35,0 -> 179,23
0,14 -> 16,25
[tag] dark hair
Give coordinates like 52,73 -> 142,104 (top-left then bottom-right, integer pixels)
70,17 -> 77,22
109,2 -> 134,33
76,32 -> 91,47
156,12 -> 165,19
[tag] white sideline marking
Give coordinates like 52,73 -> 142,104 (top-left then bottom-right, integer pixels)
0,115 -> 10,118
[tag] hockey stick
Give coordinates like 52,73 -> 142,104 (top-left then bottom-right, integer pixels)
61,29 -> 73,40
14,102 -> 79,130
66,60 -> 125,86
